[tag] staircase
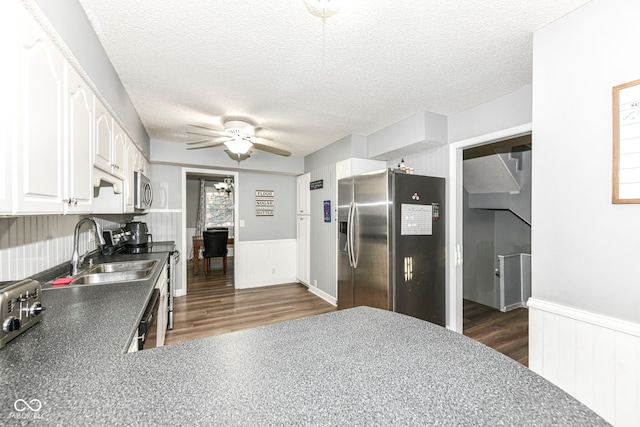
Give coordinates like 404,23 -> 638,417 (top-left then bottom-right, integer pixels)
463,150 -> 531,225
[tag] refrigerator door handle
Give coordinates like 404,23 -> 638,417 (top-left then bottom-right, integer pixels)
346,202 -> 354,267
350,203 -> 359,268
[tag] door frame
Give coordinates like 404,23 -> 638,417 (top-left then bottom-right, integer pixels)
446,123 -> 532,332
180,166 -> 239,296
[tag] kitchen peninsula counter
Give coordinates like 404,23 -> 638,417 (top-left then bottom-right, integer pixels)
0,282 -> 608,426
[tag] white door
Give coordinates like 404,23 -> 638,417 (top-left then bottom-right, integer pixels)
296,215 -> 310,285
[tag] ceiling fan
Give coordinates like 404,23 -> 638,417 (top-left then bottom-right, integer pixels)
186,118 -> 291,162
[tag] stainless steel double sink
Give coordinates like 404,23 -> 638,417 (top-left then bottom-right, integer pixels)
55,260 -> 158,287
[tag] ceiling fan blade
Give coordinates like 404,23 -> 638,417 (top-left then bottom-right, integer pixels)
187,129 -> 228,138
252,141 -> 291,157
186,136 -> 229,145
186,138 -> 214,145
251,134 -> 274,142
188,123 -> 227,134
186,141 -> 226,150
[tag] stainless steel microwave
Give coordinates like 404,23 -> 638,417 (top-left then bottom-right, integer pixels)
134,171 -> 153,210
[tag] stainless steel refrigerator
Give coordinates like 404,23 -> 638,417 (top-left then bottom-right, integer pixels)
338,169 -> 445,325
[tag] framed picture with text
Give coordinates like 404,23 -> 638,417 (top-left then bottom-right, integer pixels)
613,79 -> 640,203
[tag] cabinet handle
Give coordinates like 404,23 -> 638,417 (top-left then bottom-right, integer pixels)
73,198 -> 78,206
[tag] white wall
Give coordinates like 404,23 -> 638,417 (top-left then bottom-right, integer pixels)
530,1 -> 640,424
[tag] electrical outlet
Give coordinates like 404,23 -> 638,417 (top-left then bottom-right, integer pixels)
272,268 -> 276,274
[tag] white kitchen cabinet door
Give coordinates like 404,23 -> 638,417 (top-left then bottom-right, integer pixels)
94,99 -> 113,174
296,215 -> 310,285
296,173 -> 310,215
65,63 -> 94,213
124,138 -> 136,212
0,2 -> 18,214
14,7 -> 65,214
112,121 -> 126,180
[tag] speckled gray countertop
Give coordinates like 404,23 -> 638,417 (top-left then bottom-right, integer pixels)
0,262 -> 608,426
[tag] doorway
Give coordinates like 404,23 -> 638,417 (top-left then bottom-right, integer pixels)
461,135 -> 531,365
180,167 -> 239,297
446,123 -> 531,333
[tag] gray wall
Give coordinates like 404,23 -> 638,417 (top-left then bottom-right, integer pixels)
532,0 -> 640,323
238,172 -> 296,241
31,0 -> 149,154
151,139 -> 304,176
185,179 -> 200,228
150,164 -> 183,210
304,135 -> 368,172
463,189 -> 531,308
463,189 -> 496,306
448,85 -> 532,144
309,165 -> 337,297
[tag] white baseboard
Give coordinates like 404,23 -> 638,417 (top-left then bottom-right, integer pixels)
528,298 -> 640,426
235,276 -> 298,289
307,284 -> 337,306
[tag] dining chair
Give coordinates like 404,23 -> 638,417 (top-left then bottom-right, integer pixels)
202,229 -> 229,275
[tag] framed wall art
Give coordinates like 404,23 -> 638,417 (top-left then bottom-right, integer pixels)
613,79 -> 640,203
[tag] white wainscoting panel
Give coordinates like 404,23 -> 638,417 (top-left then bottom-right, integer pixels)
0,215 -> 100,281
234,239 -> 296,289
529,298 -> 640,426
136,210 -> 183,296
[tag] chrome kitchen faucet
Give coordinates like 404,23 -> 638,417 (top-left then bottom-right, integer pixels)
70,218 -> 106,276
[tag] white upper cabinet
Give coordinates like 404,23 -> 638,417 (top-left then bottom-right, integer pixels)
112,121 -> 126,180
0,2 -> 18,214
14,6 -> 65,214
336,158 -> 386,181
94,98 -> 126,180
94,99 -> 114,174
3,3 -> 145,215
65,63 -> 94,213
296,173 -> 310,215
124,137 -> 136,212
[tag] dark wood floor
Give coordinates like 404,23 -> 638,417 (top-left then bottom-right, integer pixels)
166,259 -> 528,366
463,299 -> 529,366
164,259 -> 337,345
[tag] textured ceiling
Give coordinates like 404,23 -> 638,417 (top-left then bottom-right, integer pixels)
76,0 -> 590,157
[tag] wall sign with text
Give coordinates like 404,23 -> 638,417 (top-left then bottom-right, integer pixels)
255,190 -> 274,216
613,79 -> 640,203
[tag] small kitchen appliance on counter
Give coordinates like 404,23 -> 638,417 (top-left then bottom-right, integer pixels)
124,221 -> 152,246
0,279 -> 45,349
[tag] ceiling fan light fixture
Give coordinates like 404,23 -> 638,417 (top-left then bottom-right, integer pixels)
224,137 -> 253,155
302,0 -> 345,19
